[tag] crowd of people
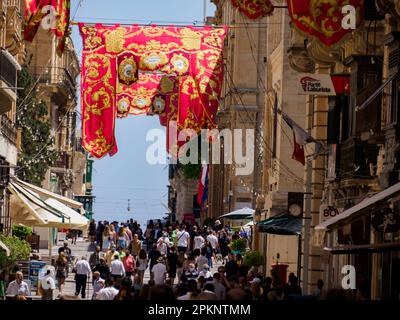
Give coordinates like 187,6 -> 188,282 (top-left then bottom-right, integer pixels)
63,219 -> 326,301
5,218 -> 335,301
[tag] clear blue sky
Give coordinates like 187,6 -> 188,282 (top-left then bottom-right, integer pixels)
70,0 -> 216,227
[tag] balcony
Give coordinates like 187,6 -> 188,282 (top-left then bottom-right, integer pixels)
0,50 -> 19,114
339,138 -> 379,179
32,66 -> 77,99
5,0 -> 22,56
0,115 -> 17,145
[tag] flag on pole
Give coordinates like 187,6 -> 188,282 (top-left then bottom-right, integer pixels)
282,112 -> 323,165
197,164 -> 209,205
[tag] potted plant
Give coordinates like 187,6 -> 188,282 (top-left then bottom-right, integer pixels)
229,238 -> 247,254
243,250 -> 264,267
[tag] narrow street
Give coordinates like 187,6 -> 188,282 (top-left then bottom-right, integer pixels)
37,238 -> 221,299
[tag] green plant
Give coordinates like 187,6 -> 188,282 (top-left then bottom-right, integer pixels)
0,236 -> 31,271
16,64 -> 59,185
229,238 -> 247,253
181,163 -> 201,180
244,250 -> 264,267
12,225 -> 33,240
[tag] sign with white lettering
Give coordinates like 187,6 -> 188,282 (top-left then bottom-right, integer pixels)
298,73 -> 336,96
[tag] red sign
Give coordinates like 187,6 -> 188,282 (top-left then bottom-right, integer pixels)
287,0 -> 364,47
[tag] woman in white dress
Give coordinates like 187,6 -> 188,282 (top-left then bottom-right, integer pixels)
102,226 -> 112,252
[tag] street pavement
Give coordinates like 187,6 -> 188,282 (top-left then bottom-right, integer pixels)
36,238 -> 221,299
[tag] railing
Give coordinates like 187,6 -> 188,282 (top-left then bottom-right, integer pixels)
0,51 -> 17,88
0,115 -> 17,144
32,66 -> 77,96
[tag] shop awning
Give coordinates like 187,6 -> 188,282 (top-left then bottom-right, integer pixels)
0,239 -> 10,256
9,180 -> 89,230
315,181 -> 400,232
220,207 -> 254,220
16,179 -> 85,213
257,214 -> 302,235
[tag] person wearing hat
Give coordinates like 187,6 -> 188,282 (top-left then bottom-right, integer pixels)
151,257 -> 167,285
198,264 -> 213,281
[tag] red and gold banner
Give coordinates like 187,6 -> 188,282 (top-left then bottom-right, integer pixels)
287,0 -> 364,47
231,0 -> 274,19
24,0 -> 71,54
80,24 -> 227,159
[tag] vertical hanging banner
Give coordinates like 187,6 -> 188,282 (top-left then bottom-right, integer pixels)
231,0 -> 274,19
287,0 -> 364,47
23,0 -> 71,54
79,24 -> 227,159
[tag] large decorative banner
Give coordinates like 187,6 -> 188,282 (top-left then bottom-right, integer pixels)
231,0 -> 274,19
80,24 -> 227,159
287,0 -> 364,47
23,0 -> 71,54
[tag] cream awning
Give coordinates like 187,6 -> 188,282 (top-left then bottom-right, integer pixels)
9,180 -> 89,230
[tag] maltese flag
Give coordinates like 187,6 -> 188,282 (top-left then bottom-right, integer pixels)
197,164 -> 209,205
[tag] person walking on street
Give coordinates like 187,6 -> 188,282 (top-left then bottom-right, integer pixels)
106,244 -> 118,267
89,246 -> 101,271
151,257 -> 167,285
157,232 -> 170,256
110,253 -> 125,281
123,250 -> 135,278
40,270 -> 56,300
6,271 -> 30,298
96,277 -> 119,300
128,234 -> 142,257
102,226 -> 112,252
93,258 -> 110,280
166,246 -> 178,285
55,252 -> 68,293
136,249 -> 148,285
176,225 -> 190,253
74,256 -> 91,299
92,272 -> 104,300
88,220 -> 96,244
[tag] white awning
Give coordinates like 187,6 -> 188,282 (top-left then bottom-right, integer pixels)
315,181 -> 400,232
16,178 -> 84,209
220,207 -> 255,220
9,180 -> 89,230
0,240 -> 10,256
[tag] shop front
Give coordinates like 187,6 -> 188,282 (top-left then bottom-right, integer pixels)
315,182 -> 400,300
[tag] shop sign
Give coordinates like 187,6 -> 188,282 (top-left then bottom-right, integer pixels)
371,207 -> 400,233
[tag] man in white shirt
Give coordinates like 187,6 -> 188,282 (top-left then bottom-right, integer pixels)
157,232 -> 170,256
151,257 -> 167,285
6,271 -> 30,297
193,232 -> 205,251
110,253 -> 125,280
206,231 -> 219,251
96,277 -> 119,300
40,270 -> 56,300
74,256 -> 91,299
176,225 -> 190,253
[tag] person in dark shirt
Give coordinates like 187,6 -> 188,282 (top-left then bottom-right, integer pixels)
148,244 -> 162,271
283,273 -> 302,299
224,254 -> 239,280
167,246 -> 178,285
93,258 -> 110,280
